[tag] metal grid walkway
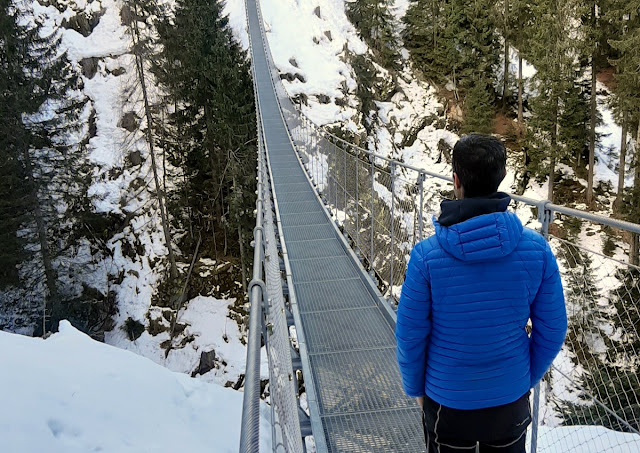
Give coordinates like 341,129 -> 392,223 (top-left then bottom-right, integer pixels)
246,0 -> 425,450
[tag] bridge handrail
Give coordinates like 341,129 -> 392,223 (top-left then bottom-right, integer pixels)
238,122 -> 266,453
239,0 -> 266,449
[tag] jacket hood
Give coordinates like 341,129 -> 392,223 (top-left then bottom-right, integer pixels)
434,194 -> 524,261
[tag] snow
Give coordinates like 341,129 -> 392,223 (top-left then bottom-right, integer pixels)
257,0 -> 365,125
0,321 -> 271,453
225,0 -> 250,49
594,83 -> 632,189
533,426 -> 640,453
107,294 -> 268,385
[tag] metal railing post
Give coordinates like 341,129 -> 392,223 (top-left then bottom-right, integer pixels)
370,154 -> 375,269
530,382 -> 541,453
334,141 -> 338,219
343,146 -> 348,226
311,122 -> 316,181
390,162 -> 396,293
530,201 -> 553,453
321,137 -> 325,194
355,152 -> 360,251
418,172 -> 425,242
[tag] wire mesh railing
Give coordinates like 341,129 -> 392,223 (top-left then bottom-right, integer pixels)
240,0 -> 304,450
291,111 -> 640,451
244,0 -> 640,450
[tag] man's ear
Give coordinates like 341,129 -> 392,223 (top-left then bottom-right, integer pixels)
453,173 -> 463,199
453,173 -> 462,190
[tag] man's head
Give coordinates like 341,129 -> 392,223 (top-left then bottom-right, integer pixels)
452,134 -> 507,199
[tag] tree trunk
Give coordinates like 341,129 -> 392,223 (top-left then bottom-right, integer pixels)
547,97 -> 559,202
233,176 -> 248,292
630,119 -> 640,265
432,0 -> 437,49
503,0 -> 509,109
238,223 -> 247,293
614,117 -> 627,212
20,148 -> 58,334
130,3 -> 178,280
518,54 -> 523,126
586,3 -> 597,208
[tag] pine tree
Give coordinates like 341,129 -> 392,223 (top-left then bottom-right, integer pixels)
607,1 -> 640,261
153,0 -> 256,269
462,76 -> 495,134
351,53 -> 380,133
124,0 -> 178,280
404,0 -> 500,93
346,0 -> 400,71
559,77 -> 591,171
0,1 -> 31,287
403,0 -> 445,81
527,0 -> 585,202
0,0 -> 101,334
507,0 -> 534,126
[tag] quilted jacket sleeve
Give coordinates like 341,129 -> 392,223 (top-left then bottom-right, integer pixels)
395,243 -> 432,397
530,241 -> 567,387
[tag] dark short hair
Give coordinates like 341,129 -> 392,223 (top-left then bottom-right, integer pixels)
452,134 -> 507,198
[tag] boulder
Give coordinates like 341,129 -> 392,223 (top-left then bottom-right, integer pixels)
118,112 -> 139,132
79,57 -> 99,79
192,350 -> 217,377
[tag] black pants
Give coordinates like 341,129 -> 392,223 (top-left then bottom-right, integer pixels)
422,392 -> 531,453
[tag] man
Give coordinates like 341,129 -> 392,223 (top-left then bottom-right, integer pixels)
395,134 -> 567,452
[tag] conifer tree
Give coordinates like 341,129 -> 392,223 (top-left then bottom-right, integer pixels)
462,76 -> 495,134
404,0 -> 500,107
507,0 -> 534,126
346,0 -> 400,71
125,0 -> 178,280
607,1 -> 640,261
402,0 -> 445,81
153,0 -> 256,268
1,0 -> 98,333
0,1 -> 31,287
351,53 -> 380,133
527,0 -> 585,202
501,0 -> 510,109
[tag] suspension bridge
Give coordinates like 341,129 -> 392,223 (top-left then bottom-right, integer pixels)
239,0 -> 640,451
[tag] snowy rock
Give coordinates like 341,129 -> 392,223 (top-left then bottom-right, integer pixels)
79,57 -> 99,78
118,111 -> 139,132
193,349 -> 218,377
61,10 -> 104,37
316,93 -> 330,104
128,150 -> 142,166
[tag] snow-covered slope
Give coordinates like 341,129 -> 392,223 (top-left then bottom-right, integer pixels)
24,0 -> 259,384
0,321 -> 271,452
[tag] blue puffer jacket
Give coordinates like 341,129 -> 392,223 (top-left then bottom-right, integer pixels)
395,195 -> 567,410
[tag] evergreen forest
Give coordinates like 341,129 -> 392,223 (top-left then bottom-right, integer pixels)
0,0 -> 256,339
345,0 -> 640,431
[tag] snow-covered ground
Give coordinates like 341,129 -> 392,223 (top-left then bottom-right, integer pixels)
2,321 -> 639,452
533,426 -> 640,453
108,295 -> 268,386
0,321 -> 271,453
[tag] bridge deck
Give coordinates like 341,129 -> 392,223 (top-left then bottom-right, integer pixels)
246,1 -> 425,451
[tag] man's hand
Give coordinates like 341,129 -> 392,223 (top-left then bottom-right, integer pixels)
416,396 -> 424,408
